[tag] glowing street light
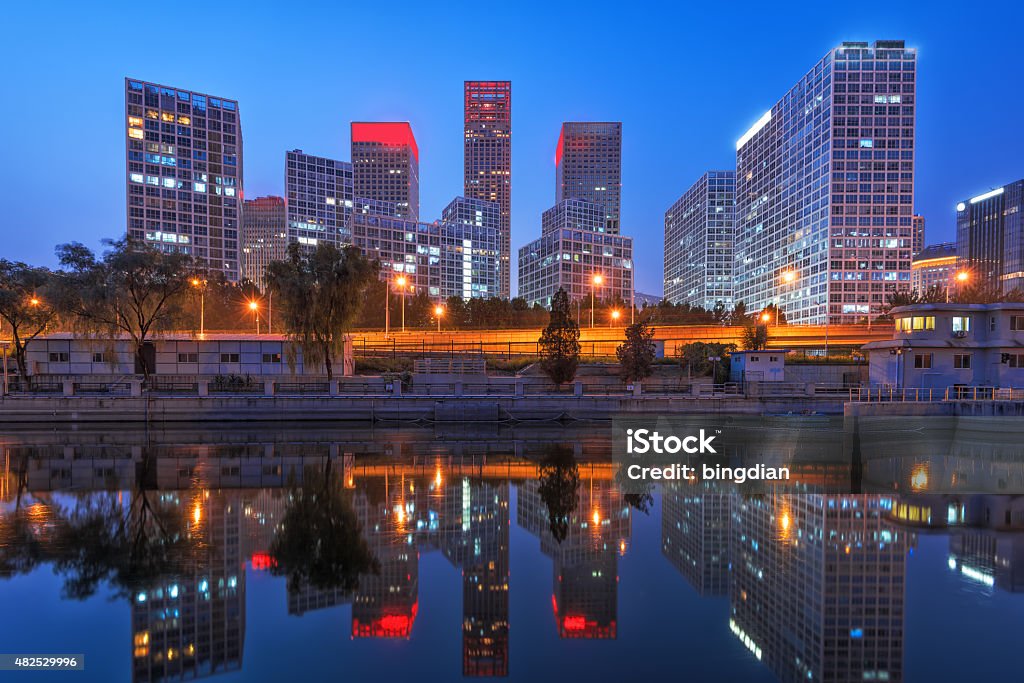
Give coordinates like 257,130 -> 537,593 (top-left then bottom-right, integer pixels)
949,270 -> 970,303
434,304 -> 445,333
29,297 -> 40,306
248,300 -> 260,335
395,275 -> 408,333
781,270 -> 797,284
590,274 -> 603,329
190,278 -> 207,338
610,309 -> 620,327
761,312 -> 771,323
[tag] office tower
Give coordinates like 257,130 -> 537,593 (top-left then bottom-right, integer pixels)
518,199 -> 633,309
284,149 -> 353,249
730,494 -> 908,683
956,180 -> 1024,293
911,242 -> 957,296
350,197 -> 500,300
661,485 -> 731,596
125,79 -> 243,281
912,214 -> 925,257
664,171 -> 736,308
464,81 -> 512,299
241,196 -> 287,289
734,40 -> 916,324
351,122 -> 419,221
556,123 -> 623,233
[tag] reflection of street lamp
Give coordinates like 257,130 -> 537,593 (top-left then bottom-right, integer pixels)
434,305 -> 444,333
591,274 -> 603,329
396,275 -> 408,333
248,300 -> 259,335
191,278 -> 206,338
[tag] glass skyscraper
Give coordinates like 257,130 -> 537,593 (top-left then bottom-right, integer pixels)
351,122 -> 419,221
664,171 -> 735,309
241,196 -> 287,290
734,41 -> 916,324
956,180 -> 1024,293
284,149 -> 353,250
464,81 -> 512,299
125,79 -> 242,281
555,122 -> 622,234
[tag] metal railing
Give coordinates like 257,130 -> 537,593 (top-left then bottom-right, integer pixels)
849,385 -> 1024,402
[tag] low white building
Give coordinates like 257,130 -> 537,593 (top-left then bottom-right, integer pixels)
862,303 -> 1024,388
22,333 -> 354,377
729,350 -> 787,382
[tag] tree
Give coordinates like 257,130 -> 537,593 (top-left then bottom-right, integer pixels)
0,261 -> 57,384
270,462 -> 379,593
616,321 -> 656,383
742,322 -> 769,350
537,445 -> 580,543
729,301 -> 749,326
53,239 -> 193,381
538,288 -> 581,385
265,243 -> 378,379
678,341 -> 735,382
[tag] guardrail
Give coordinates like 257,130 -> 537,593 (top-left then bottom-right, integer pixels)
849,386 -> 1024,402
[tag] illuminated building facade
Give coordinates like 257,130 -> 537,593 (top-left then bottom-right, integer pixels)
518,200 -> 633,308
912,214 -> 925,257
910,242 -> 956,296
125,79 -> 243,281
241,196 -> 287,290
284,149 -> 353,250
664,171 -> 735,308
661,485 -> 731,596
350,198 -> 500,301
955,180 -> 1024,293
729,494 -> 908,683
464,81 -> 512,299
351,122 -> 419,221
555,122 -> 622,234
734,41 -> 916,324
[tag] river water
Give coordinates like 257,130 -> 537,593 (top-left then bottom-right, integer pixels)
1,421 -> 1023,682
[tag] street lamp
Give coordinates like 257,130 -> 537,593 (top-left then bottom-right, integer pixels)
781,270 -> 797,284
395,276 -> 408,333
434,305 -> 445,333
248,300 -> 259,335
610,309 -> 620,327
591,274 -> 603,329
761,311 -> 771,325
949,270 -> 970,303
191,278 -> 206,338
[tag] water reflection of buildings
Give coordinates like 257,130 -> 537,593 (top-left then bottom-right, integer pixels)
661,483 -> 731,596
730,494 -> 909,683
132,490 -> 245,683
517,469 -> 631,640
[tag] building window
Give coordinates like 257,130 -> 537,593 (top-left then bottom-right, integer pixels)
1006,354 -> 1024,368
952,316 -> 971,333
953,354 -> 972,369
750,356 -> 759,362
177,352 -> 198,363
1010,315 -> 1024,331
49,352 -> 69,362
769,356 -> 779,362
262,353 -> 281,363
220,353 -> 240,363
914,353 -> 932,369
911,316 -> 935,331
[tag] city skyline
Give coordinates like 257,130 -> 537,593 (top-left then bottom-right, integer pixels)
4,2 -> 1024,298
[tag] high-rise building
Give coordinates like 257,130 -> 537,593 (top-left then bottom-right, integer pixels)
661,485 -> 731,596
350,197 -> 500,301
241,196 -> 287,289
733,41 -> 916,324
664,171 -> 736,308
125,79 -> 243,281
464,81 -> 512,299
956,180 -> 1024,293
555,123 -> 622,233
518,199 -> 633,308
912,214 -> 926,257
284,150 -> 353,250
911,242 -> 957,296
351,122 -> 419,221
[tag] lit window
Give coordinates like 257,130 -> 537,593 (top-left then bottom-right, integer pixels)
193,182 -> 206,193
952,316 -> 971,333
129,128 -> 144,139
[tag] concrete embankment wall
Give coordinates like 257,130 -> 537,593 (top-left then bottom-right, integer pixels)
845,401 -> 1024,417
0,395 -> 847,423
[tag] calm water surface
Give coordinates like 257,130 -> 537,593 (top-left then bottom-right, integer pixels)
2,423 -> 1023,682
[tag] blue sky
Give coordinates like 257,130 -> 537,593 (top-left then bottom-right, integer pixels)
2,0 -> 1022,296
